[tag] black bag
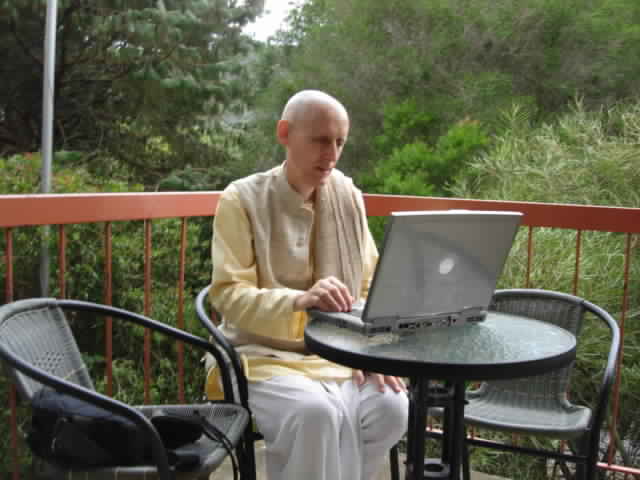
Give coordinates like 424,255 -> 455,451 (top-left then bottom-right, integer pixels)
27,389 -> 239,478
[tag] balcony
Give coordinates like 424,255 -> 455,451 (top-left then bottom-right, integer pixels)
1,191 -> 639,479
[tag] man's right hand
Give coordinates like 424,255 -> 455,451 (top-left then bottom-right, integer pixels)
294,276 -> 353,312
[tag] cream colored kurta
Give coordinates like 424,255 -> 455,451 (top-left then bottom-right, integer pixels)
206,166 -> 378,398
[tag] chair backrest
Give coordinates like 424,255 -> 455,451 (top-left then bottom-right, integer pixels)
0,298 -> 94,401
482,289 -> 588,407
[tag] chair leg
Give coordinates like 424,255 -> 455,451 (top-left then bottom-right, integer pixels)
575,433 -> 593,480
238,429 -> 257,480
390,444 -> 400,480
462,440 -> 471,480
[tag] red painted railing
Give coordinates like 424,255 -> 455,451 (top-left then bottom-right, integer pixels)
1,192 -> 638,479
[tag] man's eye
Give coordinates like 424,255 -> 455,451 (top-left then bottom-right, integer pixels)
313,137 -> 345,147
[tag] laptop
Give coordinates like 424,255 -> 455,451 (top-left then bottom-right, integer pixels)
309,210 -> 523,335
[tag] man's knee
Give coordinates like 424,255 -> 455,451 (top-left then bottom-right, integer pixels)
283,394 -> 340,431
364,390 -> 409,441
381,390 -> 409,427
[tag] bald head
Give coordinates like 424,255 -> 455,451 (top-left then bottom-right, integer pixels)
276,90 -> 350,200
281,90 -> 349,128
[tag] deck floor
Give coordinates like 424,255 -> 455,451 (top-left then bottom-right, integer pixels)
211,440 -> 509,480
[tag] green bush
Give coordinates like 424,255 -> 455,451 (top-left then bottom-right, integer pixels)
362,101 -> 489,197
360,100 -> 489,242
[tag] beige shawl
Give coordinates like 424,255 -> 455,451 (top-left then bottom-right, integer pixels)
224,164 -> 368,353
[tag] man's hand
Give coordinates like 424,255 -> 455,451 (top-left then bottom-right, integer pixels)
352,370 -> 407,393
294,276 -> 353,312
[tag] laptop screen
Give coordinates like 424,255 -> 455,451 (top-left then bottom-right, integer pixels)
362,210 -> 522,322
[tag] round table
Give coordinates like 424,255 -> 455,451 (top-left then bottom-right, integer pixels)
304,311 -> 577,480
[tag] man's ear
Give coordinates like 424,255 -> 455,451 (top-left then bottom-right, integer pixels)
276,119 -> 290,146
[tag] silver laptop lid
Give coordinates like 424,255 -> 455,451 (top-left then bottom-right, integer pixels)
362,210 -> 523,322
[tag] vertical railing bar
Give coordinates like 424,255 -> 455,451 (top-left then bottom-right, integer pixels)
144,219 -> 152,405
572,229 -> 582,296
9,386 -> 18,480
564,228 -> 581,464
607,233 -> 632,464
177,218 -> 188,403
525,226 -> 533,288
4,228 -> 14,302
5,228 -> 19,480
58,224 -> 66,299
523,224 -> 540,469
104,222 -> 113,397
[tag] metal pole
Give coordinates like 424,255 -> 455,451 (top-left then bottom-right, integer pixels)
40,0 -> 58,296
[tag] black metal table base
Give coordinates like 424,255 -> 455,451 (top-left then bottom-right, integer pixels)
406,378 -> 467,480
423,458 -> 451,479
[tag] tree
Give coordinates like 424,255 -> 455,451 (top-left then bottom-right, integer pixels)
0,0 -> 263,186
258,0 -> 640,174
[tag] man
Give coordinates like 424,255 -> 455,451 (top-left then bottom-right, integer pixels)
209,90 -> 408,480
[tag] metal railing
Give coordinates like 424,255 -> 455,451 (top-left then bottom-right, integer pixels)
1,192 -> 638,479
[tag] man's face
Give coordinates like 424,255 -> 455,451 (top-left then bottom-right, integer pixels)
279,103 -> 350,197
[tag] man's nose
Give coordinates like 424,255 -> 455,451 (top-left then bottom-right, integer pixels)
326,142 -> 340,161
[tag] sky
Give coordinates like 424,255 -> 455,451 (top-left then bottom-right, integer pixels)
243,0 -> 304,42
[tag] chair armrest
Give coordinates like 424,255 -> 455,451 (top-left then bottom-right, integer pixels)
195,286 -> 249,408
582,299 -> 621,431
57,299 -> 237,406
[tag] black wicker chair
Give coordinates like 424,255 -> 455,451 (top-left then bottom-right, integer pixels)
0,298 -> 253,480
429,289 -> 620,480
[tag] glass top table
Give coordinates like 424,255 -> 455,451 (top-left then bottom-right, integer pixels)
304,311 -> 576,381
305,311 -> 577,480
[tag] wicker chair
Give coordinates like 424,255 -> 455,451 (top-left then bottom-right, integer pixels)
195,285 -> 259,477
429,289 -> 620,480
195,285 -> 402,480
0,298 -> 253,480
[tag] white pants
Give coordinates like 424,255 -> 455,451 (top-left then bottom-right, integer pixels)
248,375 -> 408,480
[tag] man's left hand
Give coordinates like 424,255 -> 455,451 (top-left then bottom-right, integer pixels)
352,369 -> 406,393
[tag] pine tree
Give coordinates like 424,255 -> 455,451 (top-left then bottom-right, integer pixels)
0,0 -> 263,184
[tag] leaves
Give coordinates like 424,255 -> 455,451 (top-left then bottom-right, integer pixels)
255,0 -> 640,175
360,98 -> 488,202
0,0 -> 261,186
